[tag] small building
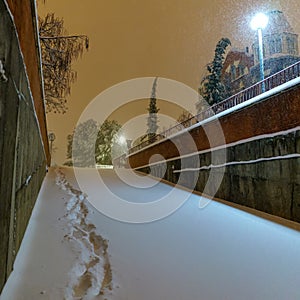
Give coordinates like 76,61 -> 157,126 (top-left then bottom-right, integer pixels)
251,10 -> 300,83
221,48 -> 254,95
222,10 -> 300,95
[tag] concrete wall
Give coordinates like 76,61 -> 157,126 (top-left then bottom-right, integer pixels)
0,1 -> 46,292
129,83 -> 300,223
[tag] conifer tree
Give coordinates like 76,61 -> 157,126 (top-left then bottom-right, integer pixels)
200,37 -> 231,105
147,77 -> 159,142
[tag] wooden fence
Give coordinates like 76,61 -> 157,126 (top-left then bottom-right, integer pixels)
0,1 -> 47,292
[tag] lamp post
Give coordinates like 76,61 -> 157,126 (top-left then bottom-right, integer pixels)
48,132 -> 56,155
251,12 -> 269,92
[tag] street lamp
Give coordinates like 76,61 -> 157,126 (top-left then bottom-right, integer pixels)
48,132 -> 56,155
251,12 -> 269,92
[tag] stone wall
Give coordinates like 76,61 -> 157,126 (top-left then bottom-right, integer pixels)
137,130 -> 300,222
0,1 -> 46,292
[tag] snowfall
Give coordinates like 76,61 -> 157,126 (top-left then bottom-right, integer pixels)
1,166 -> 300,300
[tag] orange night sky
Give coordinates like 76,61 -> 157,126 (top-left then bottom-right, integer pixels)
37,0 -> 299,164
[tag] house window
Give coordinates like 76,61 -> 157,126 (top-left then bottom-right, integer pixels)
276,38 -> 282,53
287,36 -> 296,55
230,65 -> 236,80
238,65 -> 245,77
269,40 -> 275,54
269,37 -> 282,54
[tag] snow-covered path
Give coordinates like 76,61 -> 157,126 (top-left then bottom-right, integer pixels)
1,166 -> 300,300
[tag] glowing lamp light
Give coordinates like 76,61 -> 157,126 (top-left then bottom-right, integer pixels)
118,135 -> 126,144
250,13 -> 269,30
250,12 -> 269,92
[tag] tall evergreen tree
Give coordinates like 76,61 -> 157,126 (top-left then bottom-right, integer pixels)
147,77 -> 159,142
199,37 -> 231,105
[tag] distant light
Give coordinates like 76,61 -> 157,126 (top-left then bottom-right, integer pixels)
95,164 -> 113,169
250,13 -> 269,30
118,135 -> 126,144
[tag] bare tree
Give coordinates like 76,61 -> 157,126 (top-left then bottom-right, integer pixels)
177,110 -> 195,128
65,119 -> 125,167
39,13 -> 89,113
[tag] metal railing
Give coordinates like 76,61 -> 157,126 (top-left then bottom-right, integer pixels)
128,60 -> 300,154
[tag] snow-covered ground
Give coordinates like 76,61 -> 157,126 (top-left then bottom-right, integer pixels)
1,166 -> 300,300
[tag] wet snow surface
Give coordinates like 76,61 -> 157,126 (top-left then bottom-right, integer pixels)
1,167 -> 300,300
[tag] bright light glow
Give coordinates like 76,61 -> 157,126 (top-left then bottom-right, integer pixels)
250,13 -> 269,30
118,135 -> 126,144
